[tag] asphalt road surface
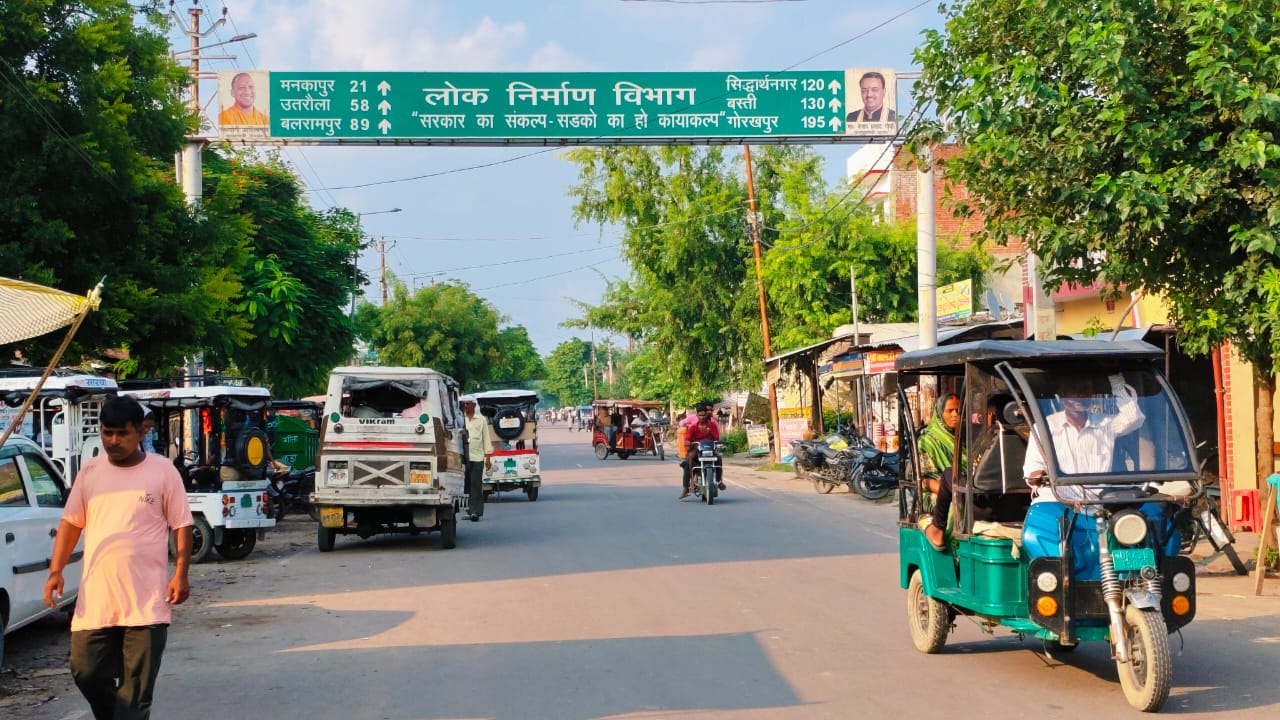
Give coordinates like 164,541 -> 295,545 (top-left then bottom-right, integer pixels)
9,424 -> 1280,719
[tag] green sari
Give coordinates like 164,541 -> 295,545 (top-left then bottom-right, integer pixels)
918,394 -> 958,478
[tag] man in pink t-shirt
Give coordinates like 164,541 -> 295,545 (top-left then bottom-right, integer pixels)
45,397 -> 193,720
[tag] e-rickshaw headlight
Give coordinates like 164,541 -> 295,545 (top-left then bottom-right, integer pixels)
1110,511 -> 1149,546
1035,571 -> 1059,593
1171,572 -> 1192,593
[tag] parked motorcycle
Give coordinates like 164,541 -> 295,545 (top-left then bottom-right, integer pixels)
792,428 -> 859,494
267,462 -> 316,520
690,439 -> 726,505
851,445 -> 900,500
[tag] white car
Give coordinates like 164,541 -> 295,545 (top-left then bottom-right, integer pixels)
0,436 -> 80,667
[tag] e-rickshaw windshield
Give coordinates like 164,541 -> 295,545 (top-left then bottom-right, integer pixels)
1002,364 -> 1198,485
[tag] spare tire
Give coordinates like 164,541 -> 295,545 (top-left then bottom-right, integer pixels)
235,427 -> 270,473
491,407 -> 526,441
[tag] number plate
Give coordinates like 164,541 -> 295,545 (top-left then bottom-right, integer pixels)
499,418 -> 520,429
410,469 -> 431,484
1111,547 -> 1156,573
319,506 -> 344,528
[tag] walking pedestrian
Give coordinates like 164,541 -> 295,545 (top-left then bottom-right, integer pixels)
44,396 -> 194,720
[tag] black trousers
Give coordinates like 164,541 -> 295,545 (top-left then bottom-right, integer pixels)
464,460 -> 486,517
930,467 -> 954,532
70,624 -> 168,720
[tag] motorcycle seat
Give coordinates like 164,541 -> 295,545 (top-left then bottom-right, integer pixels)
815,444 -> 845,460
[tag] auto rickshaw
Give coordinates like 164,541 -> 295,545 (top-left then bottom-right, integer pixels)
591,399 -> 665,460
895,340 -> 1199,713
474,389 -> 542,501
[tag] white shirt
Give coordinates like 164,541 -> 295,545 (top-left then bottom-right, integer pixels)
1023,378 -> 1144,502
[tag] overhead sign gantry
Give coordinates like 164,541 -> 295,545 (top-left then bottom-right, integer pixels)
216,69 -> 900,146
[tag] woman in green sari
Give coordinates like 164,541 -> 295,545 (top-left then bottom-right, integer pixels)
918,393 -> 960,550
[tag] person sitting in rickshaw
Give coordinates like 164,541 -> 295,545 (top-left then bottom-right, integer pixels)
679,401 -> 723,499
918,394 -> 960,551
1021,374 -> 1145,564
628,410 -> 650,445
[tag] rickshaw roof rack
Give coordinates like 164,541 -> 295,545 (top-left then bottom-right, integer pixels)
895,339 -> 1164,372
0,366 -> 104,379
473,389 -> 539,403
0,371 -> 117,394
330,365 -> 451,380
592,399 -> 665,409
267,399 -> 324,410
117,374 -> 256,389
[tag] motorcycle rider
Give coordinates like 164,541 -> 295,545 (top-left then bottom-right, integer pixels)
679,401 -> 723,499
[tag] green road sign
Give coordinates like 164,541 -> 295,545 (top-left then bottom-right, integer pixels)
218,70 -> 901,145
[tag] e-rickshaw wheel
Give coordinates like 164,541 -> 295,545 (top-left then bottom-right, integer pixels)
525,485 -> 539,502
173,514 -> 214,564
594,443 -> 609,460
1117,606 -> 1172,712
214,528 -> 257,560
907,570 -> 949,653
618,450 -> 632,459
657,443 -> 665,461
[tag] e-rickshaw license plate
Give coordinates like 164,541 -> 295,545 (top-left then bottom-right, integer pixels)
319,506 -> 344,528
1111,547 -> 1156,572
499,417 -> 520,429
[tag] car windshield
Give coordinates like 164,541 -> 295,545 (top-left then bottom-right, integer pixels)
1014,367 -> 1194,480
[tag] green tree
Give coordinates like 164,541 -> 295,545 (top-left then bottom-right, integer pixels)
915,0 -> 1280,476
763,209 -> 990,350
201,151 -> 360,397
0,0 -> 244,373
542,338 -> 593,406
360,280 -> 502,390
487,326 -> 546,387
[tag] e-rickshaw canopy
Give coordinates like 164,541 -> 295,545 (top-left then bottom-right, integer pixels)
894,339 -> 1164,373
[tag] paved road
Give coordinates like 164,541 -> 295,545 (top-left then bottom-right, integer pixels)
20,424 -> 1280,719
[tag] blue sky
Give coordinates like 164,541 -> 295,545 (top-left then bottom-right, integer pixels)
176,0 -> 942,355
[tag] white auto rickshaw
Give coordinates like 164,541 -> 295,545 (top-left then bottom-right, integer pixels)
474,389 -> 542,501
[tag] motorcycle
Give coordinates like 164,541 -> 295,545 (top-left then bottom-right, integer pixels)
690,439 -> 726,505
850,445 -> 900,500
792,428 -> 864,494
267,462 -> 316,520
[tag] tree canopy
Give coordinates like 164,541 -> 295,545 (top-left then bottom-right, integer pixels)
0,0 -> 238,372
567,145 -> 989,402
914,0 -> 1280,473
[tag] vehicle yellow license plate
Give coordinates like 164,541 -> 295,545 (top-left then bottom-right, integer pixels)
319,506 -> 344,528
410,470 -> 431,484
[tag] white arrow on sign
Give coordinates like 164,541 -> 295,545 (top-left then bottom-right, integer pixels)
379,99 -> 392,116
378,80 -> 392,96
830,98 -> 843,115
830,79 -> 842,95
379,119 -> 392,135
829,117 -> 843,132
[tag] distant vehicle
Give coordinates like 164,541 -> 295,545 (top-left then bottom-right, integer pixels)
123,377 -> 276,563
312,366 -> 465,552
0,436 -> 81,667
474,389 -> 542,501
267,400 -> 322,469
0,368 -> 117,485
590,399 -> 666,460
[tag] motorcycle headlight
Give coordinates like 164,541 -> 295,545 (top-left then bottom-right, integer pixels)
1111,511 -> 1148,546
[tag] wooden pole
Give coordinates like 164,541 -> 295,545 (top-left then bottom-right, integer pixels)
1255,480 -> 1278,595
743,145 -> 781,462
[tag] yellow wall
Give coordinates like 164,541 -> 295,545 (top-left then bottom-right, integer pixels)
1228,349 -> 1258,490
1055,292 -> 1168,335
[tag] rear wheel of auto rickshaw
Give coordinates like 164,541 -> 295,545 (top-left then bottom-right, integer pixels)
618,450 -> 632,459
317,524 -> 337,553
811,476 -> 836,494
1117,606 -> 1171,712
907,570 -> 949,654
594,443 -> 609,460
214,528 -> 257,560
173,514 -> 214,564
526,485 -> 539,502
657,443 -> 665,461
439,516 -> 457,549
